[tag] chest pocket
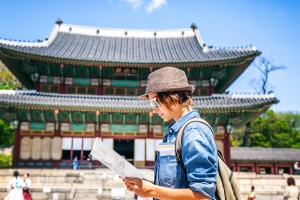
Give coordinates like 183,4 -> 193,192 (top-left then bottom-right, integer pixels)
158,154 -> 182,187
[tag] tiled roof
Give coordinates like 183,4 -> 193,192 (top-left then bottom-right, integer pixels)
0,91 -> 278,111
0,24 -> 259,64
231,147 -> 300,162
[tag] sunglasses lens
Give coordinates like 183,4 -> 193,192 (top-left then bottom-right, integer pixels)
150,98 -> 160,109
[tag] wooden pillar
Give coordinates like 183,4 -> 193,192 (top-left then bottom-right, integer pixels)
95,110 -> 100,137
147,111 -> 154,138
60,84 -> 66,93
254,162 -> 258,174
34,81 -> 40,91
12,129 -> 21,168
60,64 -> 65,93
224,133 -> 231,167
98,85 -> 103,95
70,139 -> 74,161
274,162 -> 277,174
95,130 -> 100,137
209,78 -> 215,95
98,65 -> 103,95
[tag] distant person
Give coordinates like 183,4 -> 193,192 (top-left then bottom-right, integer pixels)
248,186 -> 257,200
5,170 -> 25,200
23,172 -> 32,200
294,162 -> 299,170
294,162 -> 300,174
283,177 -> 299,200
73,156 -> 79,170
87,154 -> 93,169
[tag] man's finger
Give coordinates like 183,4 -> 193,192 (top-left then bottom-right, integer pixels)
124,178 -> 141,185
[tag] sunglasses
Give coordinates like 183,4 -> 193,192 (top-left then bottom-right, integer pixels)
150,97 -> 160,109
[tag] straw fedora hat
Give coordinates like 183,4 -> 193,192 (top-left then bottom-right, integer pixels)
138,67 -> 195,100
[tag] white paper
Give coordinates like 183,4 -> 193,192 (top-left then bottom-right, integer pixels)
90,138 -> 145,179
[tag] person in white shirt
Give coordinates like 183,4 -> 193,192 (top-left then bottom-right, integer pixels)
294,162 -> 299,169
294,162 -> 300,174
283,177 -> 299,200
5,171 -> 25,200
23,173 -> 32,200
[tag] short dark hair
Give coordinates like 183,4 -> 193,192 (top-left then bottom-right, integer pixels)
287,177 -> 296,186
157,91 -> 194,111
13,171 -> 19,178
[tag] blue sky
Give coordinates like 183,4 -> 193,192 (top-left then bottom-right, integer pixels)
0,0 -> 299,112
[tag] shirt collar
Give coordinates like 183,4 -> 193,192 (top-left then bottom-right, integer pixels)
170,109 -> 200,132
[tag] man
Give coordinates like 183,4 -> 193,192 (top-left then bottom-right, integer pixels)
122,67 -> 218,200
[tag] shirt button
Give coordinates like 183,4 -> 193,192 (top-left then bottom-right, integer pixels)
167,157 -> 170,161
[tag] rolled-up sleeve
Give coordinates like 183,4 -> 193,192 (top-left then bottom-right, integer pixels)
181,122 -> 218,199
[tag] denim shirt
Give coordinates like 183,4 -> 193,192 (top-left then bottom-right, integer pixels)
154,110 -> 218,200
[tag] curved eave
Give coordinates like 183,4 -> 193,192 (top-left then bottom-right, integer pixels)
215,52 -> 261,93
0,91 -> 279,114
0,23 -> 260,66
0,47 -> 261,68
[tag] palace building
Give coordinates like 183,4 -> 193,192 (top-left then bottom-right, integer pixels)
0,20 -> 278,169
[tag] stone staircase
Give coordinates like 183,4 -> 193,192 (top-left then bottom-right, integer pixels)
236,172 -> 300,200
1,168 -> 300,200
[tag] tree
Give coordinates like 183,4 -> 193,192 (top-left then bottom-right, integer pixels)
231,110 -> 300,148
0,61 -> 22,90
0,119 -> 14,147
240,56 -> 286,146
249,55 -> 286,94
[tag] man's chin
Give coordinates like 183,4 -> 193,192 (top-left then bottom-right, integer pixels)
163,118 -> 171,122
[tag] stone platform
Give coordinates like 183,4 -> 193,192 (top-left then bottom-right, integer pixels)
0,169 -> 299,200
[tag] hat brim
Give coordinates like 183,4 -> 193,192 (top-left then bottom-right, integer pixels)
137,85 -> 195,100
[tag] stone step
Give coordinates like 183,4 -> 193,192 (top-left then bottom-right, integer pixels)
74,192 -> 98,198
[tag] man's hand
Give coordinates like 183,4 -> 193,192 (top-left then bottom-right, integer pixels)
122,177 -> 154,197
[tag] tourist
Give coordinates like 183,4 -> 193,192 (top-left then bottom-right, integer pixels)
23,172 -> 32,200
294,162 -> 300,174
87,154 -> 93,169
73,156 -> 79,170
283,177 -> 299,200
121,67 -> 218,199
5,170 -> 25,200
248,186 -> 257,200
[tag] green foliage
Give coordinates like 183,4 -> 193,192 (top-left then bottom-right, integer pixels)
231,110 -> 300,148
0,154 -> 13,168
0,120 -> 14,147
230,126 -> 245,147
0,62 -> 22,90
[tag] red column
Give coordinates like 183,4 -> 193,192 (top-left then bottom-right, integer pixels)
70,139 -> 74,161
223,133 -> 231,167
210,86 -> 215,95
12,129 -> 21,168
98,85 -> 103,95
60,84 -> 66,93
209,78 -> 215,95
34,81 -> 40,91
95,130 -> 100,137
54,130 -> 60,137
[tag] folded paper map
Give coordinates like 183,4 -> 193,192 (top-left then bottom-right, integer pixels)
90,138 -> 145,179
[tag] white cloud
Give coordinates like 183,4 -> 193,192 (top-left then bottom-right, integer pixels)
145,0 -> 167,13
122,0 -> 143,10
